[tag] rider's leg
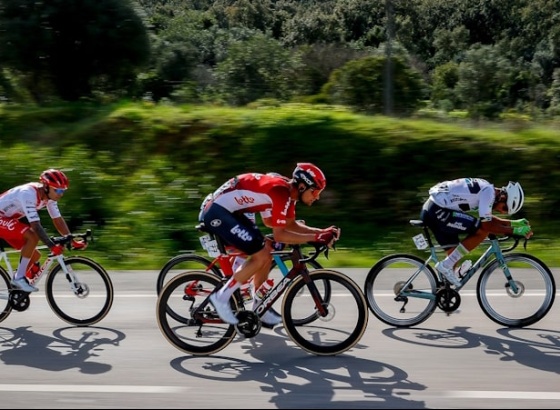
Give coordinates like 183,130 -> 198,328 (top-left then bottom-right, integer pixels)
14,229 -> 40,280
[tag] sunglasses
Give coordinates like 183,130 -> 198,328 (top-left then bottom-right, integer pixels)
53,188 -> 67,195
309,188 -> 323,199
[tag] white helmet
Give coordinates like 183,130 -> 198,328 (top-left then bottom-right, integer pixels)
504,181 -> 524,215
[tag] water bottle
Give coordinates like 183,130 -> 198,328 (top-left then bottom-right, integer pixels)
255,278 -> 274,301
25,262 -> 41,282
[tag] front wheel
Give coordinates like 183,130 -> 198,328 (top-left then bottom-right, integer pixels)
46,256 -> 114,326
283,269 -> 368,356
477,253 -> 556,327
270,253 -> 330,326
364,254 -> 439,327
156,271 -> 240,356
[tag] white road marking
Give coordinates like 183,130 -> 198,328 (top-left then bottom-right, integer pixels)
0,384 -> 185,393
446,391 -> 560,400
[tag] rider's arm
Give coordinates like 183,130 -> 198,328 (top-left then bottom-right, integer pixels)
29,220 -> 57,249
52,216 -> 71,236
480,216 -> 522,236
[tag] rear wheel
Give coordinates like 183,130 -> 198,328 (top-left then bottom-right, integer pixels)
364,254 -> 438,327
0,267 -> 12,323
156,270 -> 241,356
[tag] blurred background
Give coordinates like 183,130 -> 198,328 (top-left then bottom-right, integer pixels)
1,0 -> 559,268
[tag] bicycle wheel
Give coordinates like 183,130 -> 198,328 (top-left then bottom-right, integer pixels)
364,254 -> 439,327
270,253 -> 330,326
477,253 -> 556,327
156,270 -> 240,356
156,253 -> 221,294
283,269 -> 368,356
0,267 -> 12,323
46,256 -> 114,326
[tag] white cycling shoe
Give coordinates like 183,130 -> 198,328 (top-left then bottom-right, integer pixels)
11,277 -> 39,293
435,262 -> 461,287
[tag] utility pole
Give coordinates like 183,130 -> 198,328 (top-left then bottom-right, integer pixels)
384,0 -> 394,116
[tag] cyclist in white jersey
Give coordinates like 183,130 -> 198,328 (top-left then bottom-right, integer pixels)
420,178 -> 532,286
0,169 -> 86,292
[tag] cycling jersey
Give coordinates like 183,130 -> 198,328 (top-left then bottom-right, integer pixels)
205,173 -> 295,227
429,178 -> 495,221
0,182 -> 62,222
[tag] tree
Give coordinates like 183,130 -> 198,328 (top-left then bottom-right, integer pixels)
324,53 -> 427,115
0,0 -> 150,102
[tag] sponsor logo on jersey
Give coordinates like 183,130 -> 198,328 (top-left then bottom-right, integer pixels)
452,212 -> 472,220
210,219 -> 222,227
234,195 -> 255,205
231,224 -> 253,241
281,199 -> 290,216
0,217 -> 17,230
446,221 -> 467,230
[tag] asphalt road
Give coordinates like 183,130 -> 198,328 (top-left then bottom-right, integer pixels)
0,268 -> 559,409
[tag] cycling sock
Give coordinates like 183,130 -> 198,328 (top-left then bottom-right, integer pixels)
14,256 -> 31,280
217,277 -> 240,301
443,243 -> 469,268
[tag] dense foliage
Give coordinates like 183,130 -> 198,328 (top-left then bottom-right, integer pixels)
1,102 -> 559,268
2,0 -> 560,118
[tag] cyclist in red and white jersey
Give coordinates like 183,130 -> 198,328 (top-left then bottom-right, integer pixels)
420,177 -> 532,287
201,163 -> 340,326
0,169 -> 86,292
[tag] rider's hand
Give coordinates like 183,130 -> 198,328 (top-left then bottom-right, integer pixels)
323,226 -> 341,241
511,218 -> 530,228
50,244 -> 65,256
71,239 -> 88,250
314,227 -> 339,248
513,224 -> 533,238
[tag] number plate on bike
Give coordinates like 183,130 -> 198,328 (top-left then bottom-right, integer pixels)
412,233 -> 428,250
199,235 -> 220,257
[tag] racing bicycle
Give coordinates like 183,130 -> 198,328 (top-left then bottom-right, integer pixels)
364,219 -> 555,328
156,234 -> 368,356
156,223 -> 328,326
0,230 -> 114,326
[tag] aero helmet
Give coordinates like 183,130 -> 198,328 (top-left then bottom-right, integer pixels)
504,181 -> 524,215
40,169 -> 69,189
292,163 -> 326,191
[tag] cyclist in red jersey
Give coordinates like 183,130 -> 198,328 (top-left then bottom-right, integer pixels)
202,163 -> 340,326
0,169 -> 86,292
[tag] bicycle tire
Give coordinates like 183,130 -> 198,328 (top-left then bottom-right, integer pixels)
270,253 -> 330,326
364,254 -> 439,327
156,253 -> 222,294
0,267 -> 12,323
477,253 -> 556,327
156,270 -> 240,356
46,256 -> 114,326
282,269 -> 368,356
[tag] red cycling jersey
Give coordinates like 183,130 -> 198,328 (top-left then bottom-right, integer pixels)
210,173 -> 296,227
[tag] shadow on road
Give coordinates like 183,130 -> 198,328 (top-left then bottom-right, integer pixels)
0,325 -> 125,374
168,328 -> 427,409
382,326 -> 560,375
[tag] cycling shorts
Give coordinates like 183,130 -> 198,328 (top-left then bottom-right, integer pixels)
420,199 -> 480,247
0,217 -> 31,249
202,203 -> 265,255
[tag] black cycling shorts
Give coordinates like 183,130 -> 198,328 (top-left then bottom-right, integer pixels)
420,199 -> 480,247
202,203 -> 266,255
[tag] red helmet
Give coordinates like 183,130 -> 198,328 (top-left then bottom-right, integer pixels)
292,163 -> 326,191
40,169 -> 69,189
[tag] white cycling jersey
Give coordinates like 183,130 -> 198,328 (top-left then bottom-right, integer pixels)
0,182 -> 61,223
428,178 -> 495,221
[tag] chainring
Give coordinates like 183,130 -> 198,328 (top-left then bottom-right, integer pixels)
436,287 -> 461,312
235,310 -> 261,338
9,290 -> 30,312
